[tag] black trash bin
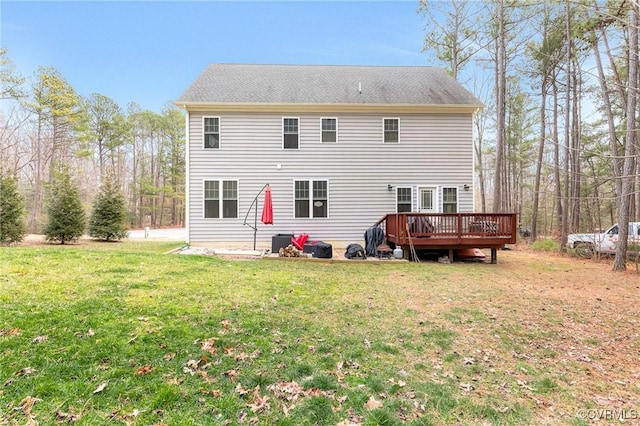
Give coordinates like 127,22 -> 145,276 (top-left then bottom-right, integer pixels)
272,234 -> 294,253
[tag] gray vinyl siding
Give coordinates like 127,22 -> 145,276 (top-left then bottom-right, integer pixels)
187,112 -> 474,244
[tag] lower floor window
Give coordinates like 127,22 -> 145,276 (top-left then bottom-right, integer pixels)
204,180 -> 238,218
294,180 -> 328,218
397,187 -> 412,212
442,187 -> 458,213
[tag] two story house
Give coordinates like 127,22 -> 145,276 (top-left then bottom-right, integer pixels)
177,64 -> 483,247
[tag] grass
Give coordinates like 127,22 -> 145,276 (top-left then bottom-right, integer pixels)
1,241 -> 639,425
531,238 -> 559,252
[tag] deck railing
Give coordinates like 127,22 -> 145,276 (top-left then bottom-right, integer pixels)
375,213 -> 517,246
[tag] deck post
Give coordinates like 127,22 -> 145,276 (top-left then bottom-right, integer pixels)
448,248 -> 454,263
491,248 -> 497,264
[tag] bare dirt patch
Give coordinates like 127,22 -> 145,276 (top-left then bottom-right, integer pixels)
17,234 -> 91,247
386,247 -> 640,421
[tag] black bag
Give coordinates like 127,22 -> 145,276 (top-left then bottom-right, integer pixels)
312,241 -> 333,259
345,243 -> 366,259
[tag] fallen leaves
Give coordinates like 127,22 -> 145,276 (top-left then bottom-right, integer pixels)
516,379 -> 536,392
200,388 -> 223,397
593,395 -> 628,407
337,407 -> 364,425
93,381 -> 108,394
387,378 -> 406,387
577,353 -> 592,363
364,396 -> 383,410
247,387 -> 270,413
56,406 -> 81,422
224,369 -> 238,381
200,337 -> 218,355
15,367 -> 37,376
0,327 -> 20,336
184,356 -> 213,377
74,329 -> 95,339
17,396 -> 41,425
268,381 -> 304,401
167,376 -> 184,385
134,365 -> 154,376
459,383 -> 475,392
31,335 -> 48,344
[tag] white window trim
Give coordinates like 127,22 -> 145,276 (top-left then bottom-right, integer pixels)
395,186 -> 413,213
441,186 -> 459,213
282,117 -> 300,150
202,179 -> 239,219
382,117 -> 400,144
203,116 -> 221,149
320,117 -> 338,143
292,179 -> 329,219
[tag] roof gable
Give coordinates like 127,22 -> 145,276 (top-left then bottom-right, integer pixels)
177,64 -> 483,109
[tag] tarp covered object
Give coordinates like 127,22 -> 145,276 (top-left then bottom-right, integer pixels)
311,241 -> 333,259
364,226 -> 385,257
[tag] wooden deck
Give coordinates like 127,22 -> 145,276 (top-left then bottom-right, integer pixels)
374,213 -> 518,263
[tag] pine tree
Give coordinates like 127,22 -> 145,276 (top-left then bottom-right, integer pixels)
0,174 -> 26,245
89,174 -> 128,241
44,170 -> 85,244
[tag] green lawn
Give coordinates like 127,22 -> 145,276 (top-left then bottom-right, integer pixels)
1,242 -> 638,425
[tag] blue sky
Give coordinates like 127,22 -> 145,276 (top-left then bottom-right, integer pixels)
1,1 -> 428,112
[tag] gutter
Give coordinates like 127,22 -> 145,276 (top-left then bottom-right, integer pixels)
174,102 -> 484,115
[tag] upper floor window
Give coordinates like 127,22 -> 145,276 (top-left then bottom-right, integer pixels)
283,118 -> 299,149
442,187 -> 458,213
383,118 -> 399,143
294,180 -> 328,218
321,118 -> 337,143
204,180 -> 237,218
204,117 -> 220,149
396,187 -> 412,213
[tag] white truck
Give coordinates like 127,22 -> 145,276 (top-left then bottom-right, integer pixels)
567,222 -> 640,257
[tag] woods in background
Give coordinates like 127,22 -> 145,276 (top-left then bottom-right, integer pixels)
420,0 -> 640,270
0,48 -> 185,234
2,0 -> 640,269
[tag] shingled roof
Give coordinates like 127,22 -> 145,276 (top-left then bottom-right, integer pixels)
177,64 -> 482,107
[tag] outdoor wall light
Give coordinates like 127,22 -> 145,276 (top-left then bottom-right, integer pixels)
387,184 -> 393,191
463,184 -> 470,191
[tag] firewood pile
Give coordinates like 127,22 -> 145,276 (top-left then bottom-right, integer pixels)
278,244 -> 303,257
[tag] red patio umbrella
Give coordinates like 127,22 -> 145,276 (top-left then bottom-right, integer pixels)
261,185 -> 273,225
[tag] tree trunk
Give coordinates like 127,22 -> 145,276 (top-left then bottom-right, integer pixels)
552,79 -> 563,234
30,110 -> 43,233
492,0 -> 506,213
613,3 -> 639,271
570,63 -> 581,232
531,76 -> 547,243
560,0 -> 571,253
